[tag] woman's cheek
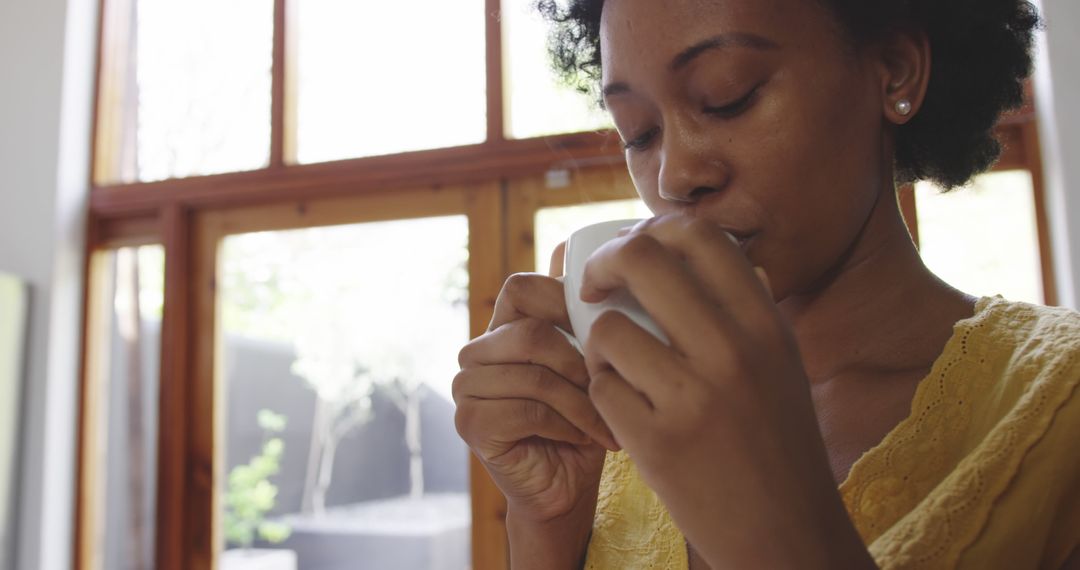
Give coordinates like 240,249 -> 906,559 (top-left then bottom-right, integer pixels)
629,161 -> 662,212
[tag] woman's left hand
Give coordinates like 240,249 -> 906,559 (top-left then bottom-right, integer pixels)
579,214 -> 875,569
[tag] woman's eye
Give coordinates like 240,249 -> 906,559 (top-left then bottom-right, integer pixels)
622,127 -> 659,152
703,84 -> 760,118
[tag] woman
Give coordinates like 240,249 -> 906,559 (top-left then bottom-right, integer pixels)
454,0 -> 1079,567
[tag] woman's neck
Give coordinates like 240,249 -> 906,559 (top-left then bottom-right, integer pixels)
777,190 -> 976,385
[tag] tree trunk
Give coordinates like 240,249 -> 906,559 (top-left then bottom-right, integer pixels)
405,387 -> 423,500
301,400 -> 330,515
313,424 -> 340,516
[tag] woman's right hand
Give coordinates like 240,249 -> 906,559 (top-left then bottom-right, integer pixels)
453,247 -> 618,526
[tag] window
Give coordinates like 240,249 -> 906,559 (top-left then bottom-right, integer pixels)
79,2 -> 1055,570
916,170 -> 1045,304
293,0 -> 487,163
501,0 -> 612,140
79,246 -> 163,570
534,200 -> 652,272
94,0 -> 275,183
217,218 -> 471,568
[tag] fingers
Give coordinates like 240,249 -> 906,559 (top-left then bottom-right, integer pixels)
583,309 -> 691,410
487,273 -> 571,333
453,364 -> 617,450
754,266 -> 774,299
549,241 -> 567,278
579,231 -> 731,355
627,216 -> 773,326
459,318 -> 589,389
587,368 -> 652,451
455,398 -> 594,462
579,215 -> 776,354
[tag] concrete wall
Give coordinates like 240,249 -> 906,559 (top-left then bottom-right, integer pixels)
1034,0 -> 1080,310
0,0 -> 97,569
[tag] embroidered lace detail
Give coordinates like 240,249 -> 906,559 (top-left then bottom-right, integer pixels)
839,297 -> 1080,569
581,297 -> 1080,569
585,451 -> 688,569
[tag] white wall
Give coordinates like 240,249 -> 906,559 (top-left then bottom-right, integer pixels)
0,0 -> 97,568
1035,0 -> 1080,309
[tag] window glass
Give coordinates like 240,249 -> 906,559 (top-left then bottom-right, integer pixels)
916,170 -> 1043,304
134,0 -> 274,181
534,199 -> 652,272
218,217 -> 471,570
91,245 -> 164,570
294,0 -> 487,164
502,0 -> 612,139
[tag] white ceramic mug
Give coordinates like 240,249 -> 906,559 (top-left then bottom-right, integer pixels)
558,219 -> 669,353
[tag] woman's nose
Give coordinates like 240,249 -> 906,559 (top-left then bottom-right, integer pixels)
657,127 -> 729,204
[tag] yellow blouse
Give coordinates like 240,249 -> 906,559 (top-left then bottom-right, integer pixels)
583,297 -> 1080,569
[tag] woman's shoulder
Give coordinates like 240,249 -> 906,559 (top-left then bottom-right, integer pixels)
946,297 -> 1080,568
851,295 -> 1080,565
849,296 -> 1080,568
940,296 -> 1080,475
972,295 -> 1080,357
952,296 -> 1080,407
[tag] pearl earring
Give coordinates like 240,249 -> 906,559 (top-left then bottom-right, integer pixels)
895,99 -> 913,116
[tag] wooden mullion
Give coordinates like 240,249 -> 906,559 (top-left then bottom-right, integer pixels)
270,0 -> 286,168
90,132 -> 623,216
467,183 -> 510,570
96,214 -> 162,249
993,123 -> 1028,172
192,184 -> 470,237
528,164 -> 639,211
1022,120 -> 1058,306
189,208 -> 220,570
485,0 -> 506,143
156,204 -> 195,570
506,175 -> 543,275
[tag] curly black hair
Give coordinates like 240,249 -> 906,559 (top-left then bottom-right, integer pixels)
537,0 -> 1041,189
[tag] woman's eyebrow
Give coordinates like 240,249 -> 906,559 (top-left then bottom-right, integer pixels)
602,32 -> 778,101
670,32 -> 779,71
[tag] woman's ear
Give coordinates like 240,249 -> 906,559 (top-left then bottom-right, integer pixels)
873,27 -> 931,125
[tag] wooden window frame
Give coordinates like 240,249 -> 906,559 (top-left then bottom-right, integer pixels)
78,0 -> 620,565
74,0 -> 1057,568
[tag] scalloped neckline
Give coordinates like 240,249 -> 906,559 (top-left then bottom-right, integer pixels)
836,295 -> 995,492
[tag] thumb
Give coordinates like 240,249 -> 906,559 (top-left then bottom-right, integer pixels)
753,266 -> 773,299
549,241 -> 567,278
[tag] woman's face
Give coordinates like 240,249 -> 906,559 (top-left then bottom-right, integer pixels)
600,0 -> 893,299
